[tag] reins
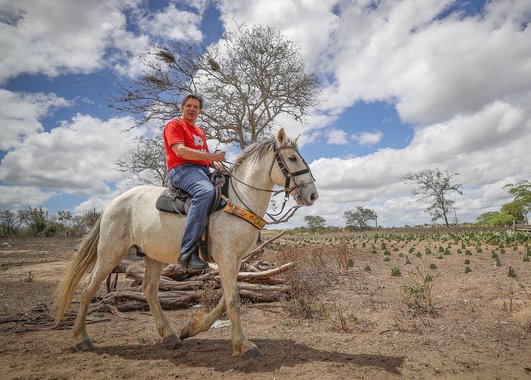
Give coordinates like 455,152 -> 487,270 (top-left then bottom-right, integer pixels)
218,143 -> 315,225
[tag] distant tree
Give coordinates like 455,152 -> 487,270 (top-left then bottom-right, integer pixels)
111,24 -> 319,148
72,208 -> 102,233
17,207 -> 49,235
116,135 -> 168,186
402,168 -> 463,227
504,180 -> 531,223
0,210 -> 18,236
304,215 -> 326,230
57,211 -> 73,227
500,202 -> 526,224
476,211 -> 514,227
344,206 -> 377,229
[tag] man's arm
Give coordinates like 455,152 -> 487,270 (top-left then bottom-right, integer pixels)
172,143 -> 225,162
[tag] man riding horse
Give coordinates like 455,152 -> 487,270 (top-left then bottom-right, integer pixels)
163,94 -> 225,270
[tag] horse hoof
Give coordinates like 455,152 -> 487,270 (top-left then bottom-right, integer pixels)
242,347 -> 263,360
74,339 -> 94,352
179,326 -> 191,340
163,334 -> 182,349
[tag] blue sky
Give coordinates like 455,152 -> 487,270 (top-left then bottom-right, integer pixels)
1,0 -> 530,228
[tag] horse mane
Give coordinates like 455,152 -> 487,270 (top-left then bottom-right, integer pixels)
231,135 -> 298,172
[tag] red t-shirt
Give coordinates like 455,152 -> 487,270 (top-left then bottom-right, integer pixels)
164,118 -> 210,172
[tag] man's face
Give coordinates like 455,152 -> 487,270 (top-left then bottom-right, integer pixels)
183,98 -> 201,123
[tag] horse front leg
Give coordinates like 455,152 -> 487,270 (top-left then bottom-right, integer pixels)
179,295 -> 227,340
218,262 -> 263,359
143,256 -> 180,348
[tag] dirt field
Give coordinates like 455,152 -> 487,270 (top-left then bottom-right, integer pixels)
0,232 -> 530,380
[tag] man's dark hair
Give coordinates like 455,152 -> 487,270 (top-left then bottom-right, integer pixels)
181,93 -> 203,109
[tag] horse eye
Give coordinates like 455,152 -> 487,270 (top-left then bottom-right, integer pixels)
288,155 -> 298,162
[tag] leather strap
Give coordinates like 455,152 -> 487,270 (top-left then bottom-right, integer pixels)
223,202 -> 267,230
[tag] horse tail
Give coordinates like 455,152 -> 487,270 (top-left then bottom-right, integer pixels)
54,216 -> 101,324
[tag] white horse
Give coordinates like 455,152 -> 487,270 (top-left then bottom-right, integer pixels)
54,128 -> 318,359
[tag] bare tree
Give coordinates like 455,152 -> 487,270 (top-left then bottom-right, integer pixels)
111,24 -> 319,148
402,168 -> 463,227
0,210 -> 18,236
116,135 -> 168,186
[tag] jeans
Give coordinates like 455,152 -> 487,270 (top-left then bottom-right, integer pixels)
168,164 -> 215,254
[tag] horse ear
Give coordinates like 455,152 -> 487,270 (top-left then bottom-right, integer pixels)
277,128 -> 286,145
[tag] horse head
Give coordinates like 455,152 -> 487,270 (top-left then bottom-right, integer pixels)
271,128 -> 318,206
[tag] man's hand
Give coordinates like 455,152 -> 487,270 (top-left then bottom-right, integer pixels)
212,150 -> 225,162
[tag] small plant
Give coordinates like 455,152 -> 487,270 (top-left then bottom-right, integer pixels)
402,261 -> 438,315
25,271 -> 34,283
508,266 -> 517,278
429,263 -> 437,269
465,266 -> 472,273
464,259 -> 471,264
391,266 -> 401,277
465,249 -> 472,256
494,257 -> 502,268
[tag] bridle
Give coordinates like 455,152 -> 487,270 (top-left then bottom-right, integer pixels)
271,143 -> 315,200
221,143 -> 315,225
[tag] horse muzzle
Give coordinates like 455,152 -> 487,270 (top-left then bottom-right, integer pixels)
293,183 -> 318,206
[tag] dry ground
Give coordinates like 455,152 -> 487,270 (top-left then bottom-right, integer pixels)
0,233 -> 529,380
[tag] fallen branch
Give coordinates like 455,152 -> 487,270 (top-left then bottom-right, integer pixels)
237,262 -> 295,281
242,230 -> 287,263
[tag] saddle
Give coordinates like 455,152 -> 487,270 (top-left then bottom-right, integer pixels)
156,171 -> 229,215
155,171 -> 229,264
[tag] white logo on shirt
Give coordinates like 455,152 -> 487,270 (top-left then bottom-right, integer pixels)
193,134 -> 204,147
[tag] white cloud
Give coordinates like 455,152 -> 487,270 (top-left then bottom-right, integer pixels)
353,130 -> 383,145
323,0 -> 531,125
0,0 -> 146,83
0,185 -> 57,210
325,128 -> 349,145
0,114 -> 144,195
137,2 -> 204,42
0,89 -> 71,150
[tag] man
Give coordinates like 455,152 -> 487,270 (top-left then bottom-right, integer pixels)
163,94 -> 225,270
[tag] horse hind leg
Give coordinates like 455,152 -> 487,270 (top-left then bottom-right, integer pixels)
142,256 -> 180,348
72,254 -> 121,351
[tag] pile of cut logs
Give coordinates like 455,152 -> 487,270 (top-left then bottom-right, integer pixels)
98,232 -> 292,312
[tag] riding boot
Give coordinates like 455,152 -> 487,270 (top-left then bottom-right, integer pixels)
180,246 -> 208,270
